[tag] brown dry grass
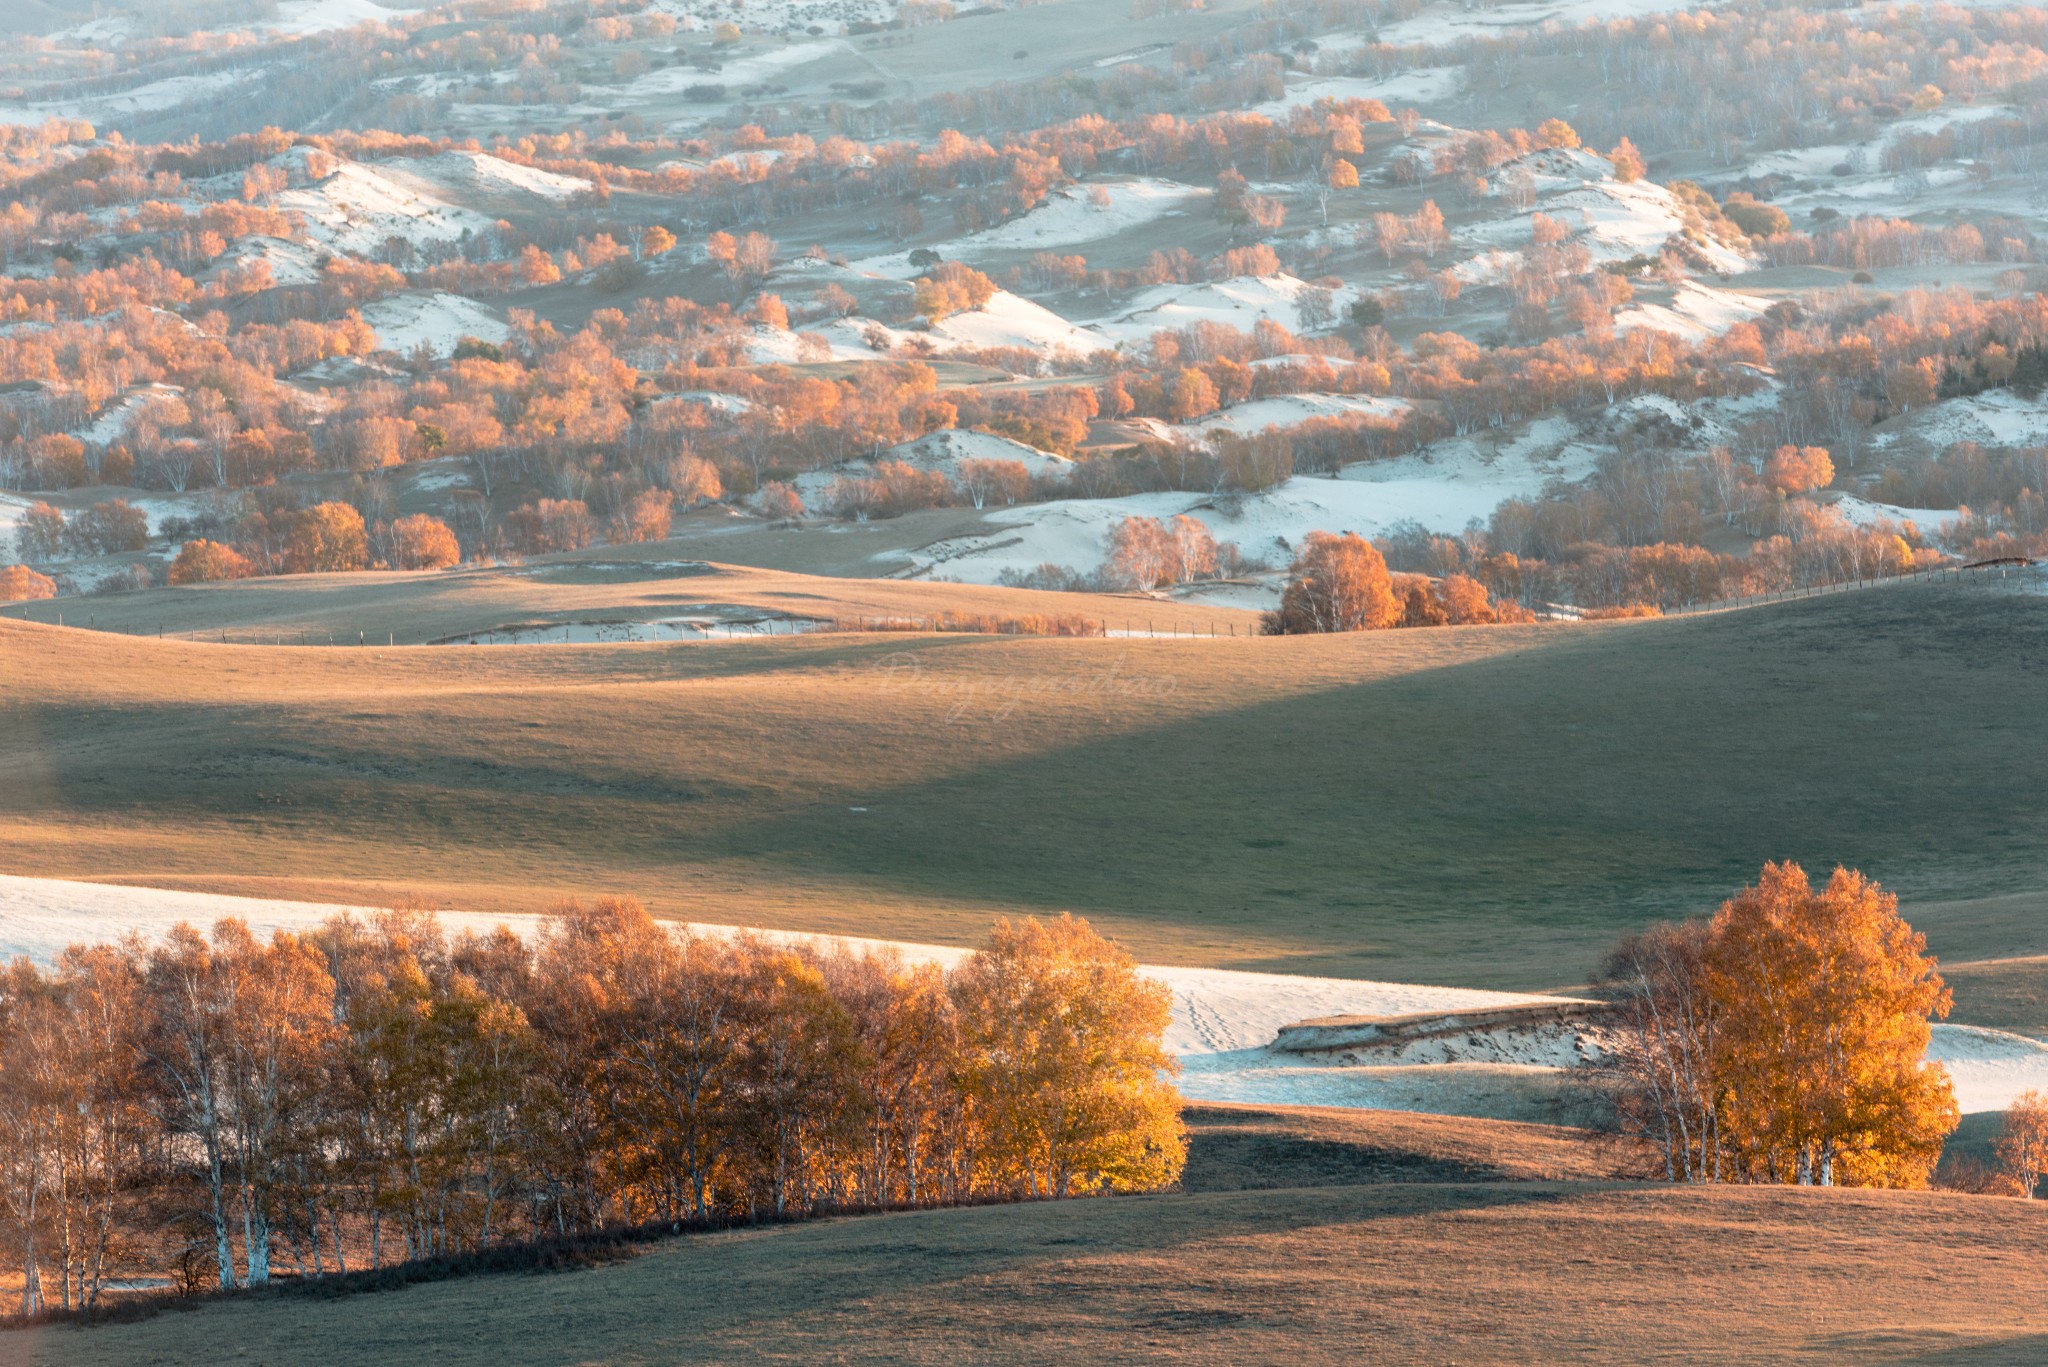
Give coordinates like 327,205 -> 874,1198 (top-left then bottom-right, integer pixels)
8,572 -> 2048,990
8,557 -> 1256,645
7,1105 -> 2044,1367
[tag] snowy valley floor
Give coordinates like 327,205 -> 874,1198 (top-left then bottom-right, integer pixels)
4,875 -> 2038,1121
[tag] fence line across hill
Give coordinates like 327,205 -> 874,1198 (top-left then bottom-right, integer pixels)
1661,557 -> 2032,619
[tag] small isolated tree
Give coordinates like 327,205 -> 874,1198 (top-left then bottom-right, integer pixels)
640,225 -> 677,259
1169,514 -> 1218,583
1708,863 -> 1958,1188
955,458 -> 1030,510
169,540 -> 255,585
284,503 -> 370,574
949,914 -> 1184,1199
755,481 -> 806,522
1601,865 -> 1958,1189
1995,1090 -> 2048,1198
1103,515 -> 1172,589
613,488 -> 674,543
1598,920 -> 1723,1182
518,244 -> 561,286
504,499 -> 596,555
65,500 -> 149,556
388,514 -> 460,570
1721,193 -> 1790,240
1265,531 -> 1398,633
1167,368 -> 1220,422
0,565 -> 56,601
1328,158 -> 1359,190
13,503 -> 64,562
1608,138 -> 1645,183
670,455 -> 723,506
1765,445 -> 1834,496
1536,118 -> 1581,150
1397,579 -> 1446,627
1439,573 -> 1496,624
913,262 -> 996,321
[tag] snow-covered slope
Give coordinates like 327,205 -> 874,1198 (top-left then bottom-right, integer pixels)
1878,388 -> 2048,453
1616,282 -> 1771,341
0,876 -> 1561,1112
259,0 -> 406,35
361,291 -> 509,357
852,179 -> 1201,278
1459,149 -> 1755,281
276,157 -> 499,256
884,428 -> 1072,479
904,435 -> 1598,589
930,290 -> 1113,356
1095,274 -> 1354,345
1177,393 -> 1409,439
210,235 -> 324,288
380,152 -> 594,205
7,876 -> 2024,1115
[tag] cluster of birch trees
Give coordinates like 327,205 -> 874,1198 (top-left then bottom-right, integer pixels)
1598,863 -> 1959,1189
0,903 -> 1183,1314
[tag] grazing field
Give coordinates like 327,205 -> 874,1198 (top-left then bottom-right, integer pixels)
7,575 -> 2048,990
2,556 -> 1246,644
7,1105 -> 2044,1367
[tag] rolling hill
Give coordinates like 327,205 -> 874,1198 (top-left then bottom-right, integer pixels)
6,568 -> 2047,994
6,1105 -> 2044,1367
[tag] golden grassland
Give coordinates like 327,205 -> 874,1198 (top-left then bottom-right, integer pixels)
7,569 -> 2048,994
0,556 -> 1258,644
6,1105 -> 2046,1367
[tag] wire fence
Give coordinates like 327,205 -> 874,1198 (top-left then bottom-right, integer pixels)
1661,557 -> 2035,619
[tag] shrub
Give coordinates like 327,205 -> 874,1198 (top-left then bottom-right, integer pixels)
387,514 -> 461,570
504,499 -> 596,555
284,502 -> 370,574
0,564 -> 57,601
754,482 -> 806,521
64,500 -> 150,556
1264,532 -> 1397,633
11,502 -> 65,561
168,540 -> 256,585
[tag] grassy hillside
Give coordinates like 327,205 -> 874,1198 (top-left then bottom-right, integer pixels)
7,574 -> 2048,990
8,1105 -> 2044,1367
5,556 -> 1252,645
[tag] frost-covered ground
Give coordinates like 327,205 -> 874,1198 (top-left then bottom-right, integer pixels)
1370,0 -> 1734,46
900,428 -> 1599,589
1616,282 -> 1770,341
0,491 -> 33,541
0,70 -> 265,127
1250,68 -> 1465,117
258,0 -> 407,36
613,38 -> 847,104
649,0 -> 901,37
1876,388 -> 2048,453
2,876 -> 2033,1115
1174,393 -> 1409,438
1458,150 -> 1754,280
800,290 -> 1113,361
852,180 -> 1201,278
1092,274 -> 1358,347
361,291 -> 510,358
381,152 -> 594,204
0,876 -> 1559,1111
276,157 -> 499,257
1831,494 -> 1960,533
435,616 -> 822,644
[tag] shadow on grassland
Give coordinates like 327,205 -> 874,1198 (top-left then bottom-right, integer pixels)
722,588 -> 2048,986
